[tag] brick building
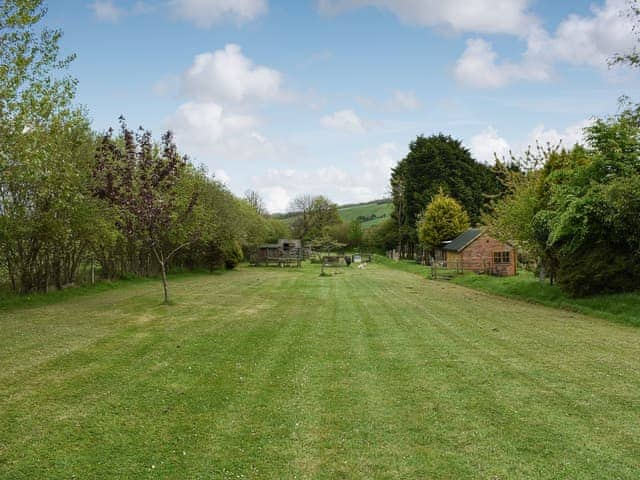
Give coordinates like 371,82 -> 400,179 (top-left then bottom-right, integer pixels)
434,228 -> 517,276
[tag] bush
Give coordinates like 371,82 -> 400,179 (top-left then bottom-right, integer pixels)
224,241 -> 244,270
557,243 -> 640,297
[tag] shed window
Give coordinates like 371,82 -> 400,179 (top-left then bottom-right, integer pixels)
493,251 -> 510,264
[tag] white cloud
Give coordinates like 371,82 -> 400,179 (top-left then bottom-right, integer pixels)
152,75 -> 180,97
544,0 -> 634,67
182,44 -> 284,105
321,109 -> 367,133
387,90 -> 421,111
455,0 -> 635,88
162,45 -> 294,163
252,142 -> 400,212
91,0 -> 158,22
259,186 -> 291,213
91,0 -> 125,22
356,90 -> 421,111
168,0 -> 268,27
469,127 -> 511,164
166,101 -> 298,163
168,101 -> 258,143
358,142 -> 399,197
317,0 -> 536,35
523,119 -> 593,150
92,0 -> 267,26
454,38 -> 551,88
214,168 -> 231,184
166,101 -> 260,158
131,2 -> 157,15
254,167 -> 366,212
468,120 -> 593,164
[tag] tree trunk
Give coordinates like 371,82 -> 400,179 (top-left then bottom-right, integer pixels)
6,254 -> 16,292
159,259 -> 169,304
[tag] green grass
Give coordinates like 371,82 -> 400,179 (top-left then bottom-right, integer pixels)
337,200 -> 393,227
2,264 -> 640,478
275,199 -> 393,229
451,270 -> 640,327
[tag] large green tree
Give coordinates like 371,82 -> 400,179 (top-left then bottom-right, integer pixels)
289,195 -> 340,242
0,0 -> 101,293
417,190 -> 470,250
488,109 -> 640,296
390,134 -> 500,255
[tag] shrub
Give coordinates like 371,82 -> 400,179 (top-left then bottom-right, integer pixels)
557,243 -> 640,297
224,241 -> 244,270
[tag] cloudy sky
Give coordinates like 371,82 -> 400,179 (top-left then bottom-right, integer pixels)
50,0 -> 639,211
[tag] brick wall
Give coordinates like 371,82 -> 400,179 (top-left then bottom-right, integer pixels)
460,234 -> 516,276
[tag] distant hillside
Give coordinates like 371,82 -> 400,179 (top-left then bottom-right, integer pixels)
273,199 -> 393,229
337,199 -> 393,227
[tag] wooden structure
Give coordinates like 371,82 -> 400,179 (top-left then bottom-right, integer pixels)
433,228 -> 516,276
250,239 -> 303,267
322,255 -> 348,267
352,253 -> 373,263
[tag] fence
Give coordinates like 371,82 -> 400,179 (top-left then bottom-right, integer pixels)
430,260 -> 464,280
249,252 -> 302,267
430,258 -> 514,280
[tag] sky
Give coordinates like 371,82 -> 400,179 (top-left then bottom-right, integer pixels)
48,0 -> 640,212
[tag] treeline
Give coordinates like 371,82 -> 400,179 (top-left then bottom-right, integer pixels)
488,107 -> 640,296
285,195 -> 366,250
361,114 -> 640,297
0,1 -> 287,300
0,115 -> 287,297
361,134 -> 508,255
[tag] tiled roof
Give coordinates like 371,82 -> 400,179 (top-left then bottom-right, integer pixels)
442,228 -> 483,252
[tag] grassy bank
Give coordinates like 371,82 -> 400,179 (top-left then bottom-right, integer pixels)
372,254 -> 431,277
2,263 -> 640,478
451,270 -> 640,327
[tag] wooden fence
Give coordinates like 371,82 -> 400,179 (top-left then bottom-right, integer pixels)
430,261 -> 464,280
249,254 -> 301,267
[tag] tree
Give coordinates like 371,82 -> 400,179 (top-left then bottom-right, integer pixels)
93,120 -> 207,303
289,194 -> 314,242
308,196 -> 341,238
485,144 -> 560,280
348,220 -> 364,249
390,134 -> 499,256
244,189 -> 267,216
487,108 -> 640,296
417,190 -> 470,250
542,112 -> 640,295
0,0 -> 102,293
363,218 -> 398,252
0,1 -> 76,125
289,195 -> 340,242
610,0 -> 640,68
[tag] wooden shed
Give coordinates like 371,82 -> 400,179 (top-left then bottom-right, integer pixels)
434,228 -> 516,276
255,239 -> 302,261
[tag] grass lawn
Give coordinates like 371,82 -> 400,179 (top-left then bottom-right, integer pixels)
1,263 -> 640,478
451,270 -> 640,327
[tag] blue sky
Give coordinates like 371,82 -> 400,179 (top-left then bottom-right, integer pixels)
49,0 -> 639,211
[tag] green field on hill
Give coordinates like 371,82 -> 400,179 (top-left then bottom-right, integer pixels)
2,263 -> 640,479
337,200 -> 393,227
276,199 -> 393,229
